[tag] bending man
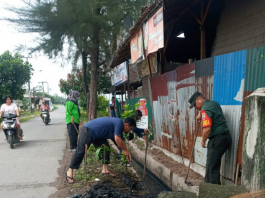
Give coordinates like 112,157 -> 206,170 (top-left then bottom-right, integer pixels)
65,117 -> 136,183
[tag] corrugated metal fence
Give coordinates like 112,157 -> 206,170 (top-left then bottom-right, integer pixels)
150,46 -> 265,183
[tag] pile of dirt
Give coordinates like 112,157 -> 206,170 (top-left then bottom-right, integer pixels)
148,148 -> 204,185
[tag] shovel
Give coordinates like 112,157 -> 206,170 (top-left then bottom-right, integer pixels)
143,135 -> 148,181
184,120 -> 200,186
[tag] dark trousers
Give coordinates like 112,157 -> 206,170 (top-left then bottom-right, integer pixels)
205,132 -> 232,185
67,123 -> 79,150
69,127 -> 111,169
110,109 -> 116,117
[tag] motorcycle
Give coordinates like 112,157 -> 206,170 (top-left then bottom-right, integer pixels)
41,110 -> 50,125
2,113 -> 23,149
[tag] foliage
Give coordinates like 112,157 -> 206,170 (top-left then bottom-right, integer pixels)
52,95 -> 66,104
0,51 -> 33,102
80,108 -> 88,122
59,69 -> 111,108
120,152 -> 128,165
5,0 -> 149,119
35,92 -> 66,104
121,103 -> 140,119
95,145 -> 113,164
97,110 -> 109,118
22,98 -> 30,110
97,95 -> 109,112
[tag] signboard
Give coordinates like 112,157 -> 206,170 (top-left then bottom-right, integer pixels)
140,53 -> 157,77
113,62 -> 128,86
143,7 -> 164,56
111,75 -> 114,86
136,98 -> 148,129
130,28 -> 144,64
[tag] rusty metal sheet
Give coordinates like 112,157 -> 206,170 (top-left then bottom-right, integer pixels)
194,58 -> 214,167
176,64 -> 195,159
151,74 -> 168,101
166,69 -> 177,82
194,76 -> 213,167
167,81 -> 181,156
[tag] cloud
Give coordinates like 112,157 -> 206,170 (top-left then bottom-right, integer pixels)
0,0 -> 72,96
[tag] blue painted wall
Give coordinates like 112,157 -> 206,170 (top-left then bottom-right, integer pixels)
213,50 -> 247,105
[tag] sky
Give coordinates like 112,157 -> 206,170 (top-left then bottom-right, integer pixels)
0,0 -> 72,97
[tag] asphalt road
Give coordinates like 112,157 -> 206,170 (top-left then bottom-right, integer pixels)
0,106 -> 67,198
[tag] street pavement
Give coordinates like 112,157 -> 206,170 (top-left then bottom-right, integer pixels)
0,106 -> 67,198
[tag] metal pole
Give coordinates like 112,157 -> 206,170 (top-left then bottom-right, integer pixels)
43,83 -> 45,97
28,81 -> 32,112
143,137 -> 148,180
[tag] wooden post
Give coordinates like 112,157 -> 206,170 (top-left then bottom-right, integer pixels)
127,61 -> 131,100
121,86 -> 124,109
84,144 -> 88,182
200,0 -> 206,59
124,83 -> 126,103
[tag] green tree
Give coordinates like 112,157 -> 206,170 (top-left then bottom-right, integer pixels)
59,67 -> 111,110
97,95 -> 109,112
5,0 -> 149,120
0,51 -> 33,102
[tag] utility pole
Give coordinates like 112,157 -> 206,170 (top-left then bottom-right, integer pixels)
22,56 -> 32,112
38,81 -> 47,97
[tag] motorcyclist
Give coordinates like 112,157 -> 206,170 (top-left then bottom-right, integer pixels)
39,100 -> 50,120
0,96 -> 22,140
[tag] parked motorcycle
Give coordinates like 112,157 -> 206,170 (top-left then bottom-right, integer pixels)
2,113 -> 23,149
41,110 -> 50,125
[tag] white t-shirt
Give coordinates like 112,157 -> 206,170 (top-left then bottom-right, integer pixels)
0,103 -> 18,114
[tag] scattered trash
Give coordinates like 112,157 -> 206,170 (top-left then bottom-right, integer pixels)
66,194 -> 81,198
81,182 -> 152,198
82,182 -> 134,198
95,178 -> 100,181
122,173 -> 144,190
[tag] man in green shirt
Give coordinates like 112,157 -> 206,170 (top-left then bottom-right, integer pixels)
188,92 -> 232,185
65,91 -> 81,152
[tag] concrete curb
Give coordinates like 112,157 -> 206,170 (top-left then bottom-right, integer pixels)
128,141 -> 199,194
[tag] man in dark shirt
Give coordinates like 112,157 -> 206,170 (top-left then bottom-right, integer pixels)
188,92 -> 232,185
65,117 -> 136,184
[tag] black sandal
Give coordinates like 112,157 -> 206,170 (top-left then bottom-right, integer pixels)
65,172 -> 74,184
101,172 -> 116,178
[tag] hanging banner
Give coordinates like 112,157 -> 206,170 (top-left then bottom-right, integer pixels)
143,7 -> 164,56
140,53 -> 158,77
113,62 -> 128,86
136,98 -> 148,129
130,28 -> 144,64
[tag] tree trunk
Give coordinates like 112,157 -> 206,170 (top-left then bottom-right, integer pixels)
88,29 -> 100,120
82,51 -> 89,119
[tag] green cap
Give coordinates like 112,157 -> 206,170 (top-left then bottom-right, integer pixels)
188,92 -> 202,109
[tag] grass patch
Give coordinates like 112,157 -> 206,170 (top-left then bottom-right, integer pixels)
97,110 -> 109,118
20,110 -> 40,117
65,144 -> 145,197
54,105 -> 58,110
